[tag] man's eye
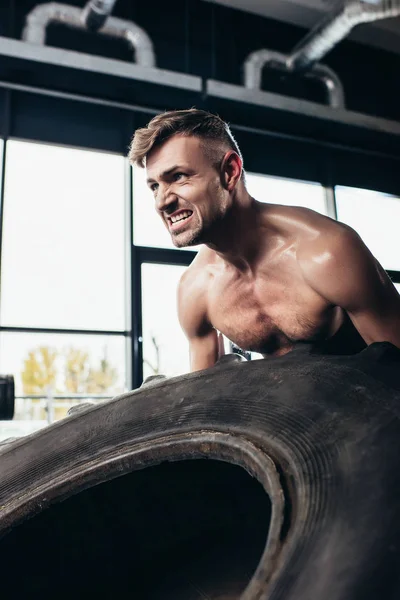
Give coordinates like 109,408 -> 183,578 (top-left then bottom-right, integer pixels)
150,183 -> 158,192
173,172 -> 185,181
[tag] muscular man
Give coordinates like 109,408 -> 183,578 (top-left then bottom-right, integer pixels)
129,109 -> 400,372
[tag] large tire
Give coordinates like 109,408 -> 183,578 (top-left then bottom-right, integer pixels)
0,342 -> 400,599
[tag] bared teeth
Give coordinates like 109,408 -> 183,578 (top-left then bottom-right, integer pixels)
170,211 -> 192,223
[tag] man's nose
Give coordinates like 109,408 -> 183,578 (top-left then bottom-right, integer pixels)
156,185 -> 177,213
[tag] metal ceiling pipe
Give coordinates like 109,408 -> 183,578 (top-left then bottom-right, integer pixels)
244,50 -> 285,91
305,63 -> 345,108
286,0 -> 400,72
22,3 -> 82,44
81,0 -> 118,32
243,49 -> 345,108
101,15 -> 155,67
22,2 -> 156,68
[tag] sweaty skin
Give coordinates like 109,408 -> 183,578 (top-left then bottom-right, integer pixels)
146,134 -> 400,372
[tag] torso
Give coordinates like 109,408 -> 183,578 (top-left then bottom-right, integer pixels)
183,204 -> 365,356
206,251 -> 340,355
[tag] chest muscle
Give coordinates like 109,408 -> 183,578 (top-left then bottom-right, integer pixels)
207,269 -> 331,353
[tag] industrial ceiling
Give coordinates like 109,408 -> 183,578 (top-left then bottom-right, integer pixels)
205,0 -> 400,54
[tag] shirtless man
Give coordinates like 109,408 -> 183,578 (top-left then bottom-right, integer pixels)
129,109 -> 400,372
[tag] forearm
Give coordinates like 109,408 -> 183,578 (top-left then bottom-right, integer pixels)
349,308 -> 400,349
190,355 -> 217,372
189,330 -> 219,372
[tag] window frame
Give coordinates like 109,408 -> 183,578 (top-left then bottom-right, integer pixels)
0,137 -> 133,412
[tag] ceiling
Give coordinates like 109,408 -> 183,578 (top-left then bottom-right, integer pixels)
204,0 -> 400,55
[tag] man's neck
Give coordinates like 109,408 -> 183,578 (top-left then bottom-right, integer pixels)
205,190 -> 276,270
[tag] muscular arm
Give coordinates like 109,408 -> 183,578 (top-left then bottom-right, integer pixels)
300,225 -> 400,348
186,328 -> 220,372
177,271 -> 219,372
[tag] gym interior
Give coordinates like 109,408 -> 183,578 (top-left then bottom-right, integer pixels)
0,1 -> 399,598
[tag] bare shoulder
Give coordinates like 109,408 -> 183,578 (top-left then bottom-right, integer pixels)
260,202 -> 353,254
264,203 -> 355,258
295,213 -> 387,305
296,214 -> 367,272
177,246 -> 215,338
264,203 -> 338,233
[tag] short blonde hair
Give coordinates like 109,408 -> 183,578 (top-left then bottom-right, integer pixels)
128,108 -> 242,168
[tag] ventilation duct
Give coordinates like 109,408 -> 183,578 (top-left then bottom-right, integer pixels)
81,0 -> 118,32
286,0 -> 400,72
22,2 -> 156,68
242,0 -> 400,108
243,49 -> 345,108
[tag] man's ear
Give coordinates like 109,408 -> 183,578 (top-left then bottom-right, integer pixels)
220,151 -> 242,190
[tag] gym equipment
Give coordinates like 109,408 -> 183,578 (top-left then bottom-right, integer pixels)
0,375 -> 15,420
0,343 -> 399,598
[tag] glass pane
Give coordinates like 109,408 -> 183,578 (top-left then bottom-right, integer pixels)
0,331 -> 127,422
133,166 -> 201,252
133,166 -> 185,250
141,263 -> 190,379
0,420 -> 47,442
1,140 -> 126,330
246,173 -> 327,214
335,186 -> 400,271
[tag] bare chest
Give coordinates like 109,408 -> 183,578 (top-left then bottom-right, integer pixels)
207,267 -> 332,354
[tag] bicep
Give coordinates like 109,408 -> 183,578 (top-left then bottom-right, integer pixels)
345,264 -> 400,347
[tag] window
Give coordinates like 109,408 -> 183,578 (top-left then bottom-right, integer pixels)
0,140 -> 129,426
335,186 -> 400,271
0,331 -> 126,421
0,419 -> 46,442
133,166 -> 200,252
1,140 -> 126,330
133,165 -> 175,250
141,263 -> 189,378
246,173 -> 327,214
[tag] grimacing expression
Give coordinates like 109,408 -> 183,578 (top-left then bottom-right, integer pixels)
146,135 -> 229,248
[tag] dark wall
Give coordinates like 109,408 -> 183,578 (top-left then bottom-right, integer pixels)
0,0 -> 399,193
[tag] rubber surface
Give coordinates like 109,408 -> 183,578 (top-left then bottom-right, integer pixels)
0,342 -> 400,599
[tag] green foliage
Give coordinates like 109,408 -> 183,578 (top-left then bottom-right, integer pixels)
65,348 -> 90,393
21,346 -> 58,394
21,345 -> 119,395
86,356 -> 118,393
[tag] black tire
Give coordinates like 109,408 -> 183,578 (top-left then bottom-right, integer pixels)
0,343 -> 400,599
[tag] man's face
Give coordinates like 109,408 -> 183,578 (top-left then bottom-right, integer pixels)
146,135 -> 228,248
